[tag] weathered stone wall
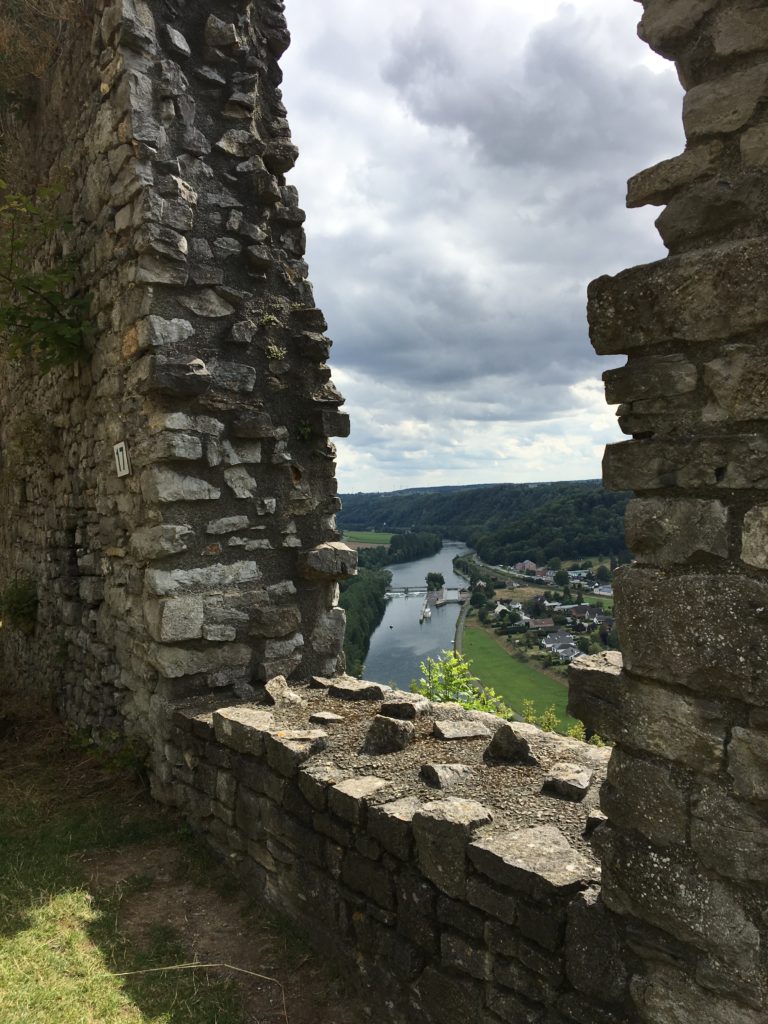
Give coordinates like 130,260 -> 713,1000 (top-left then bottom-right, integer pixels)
570,1 -> 768,1020
0,0 -> 354,753
161,677 -> 635,1024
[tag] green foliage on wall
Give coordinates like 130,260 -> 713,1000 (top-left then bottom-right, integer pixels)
411,649 -> 512,718
0,182 -> 90,370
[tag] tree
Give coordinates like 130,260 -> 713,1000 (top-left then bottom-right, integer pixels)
553,569 -> 570,588
426,572 -> 445,591
410,649 -> 511,717
547,557 -> 562,570
576,636 -> 592,654
596,564 -> 611,583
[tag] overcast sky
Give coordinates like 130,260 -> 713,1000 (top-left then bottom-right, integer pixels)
280,0 -> 684,494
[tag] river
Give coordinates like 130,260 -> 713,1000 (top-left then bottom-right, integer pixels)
362,541 -> 471,691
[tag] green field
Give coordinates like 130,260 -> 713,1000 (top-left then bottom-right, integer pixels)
343,531 -> 393,545
462,622 -> 579,732
583,592 -> 614,612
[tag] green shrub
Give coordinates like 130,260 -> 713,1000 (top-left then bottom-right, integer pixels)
411,649 -> 512,718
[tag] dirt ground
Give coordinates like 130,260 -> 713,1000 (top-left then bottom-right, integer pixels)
0,695 -> 371,1024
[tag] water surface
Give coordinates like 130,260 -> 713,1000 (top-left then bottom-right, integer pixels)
362,541 -> 470,690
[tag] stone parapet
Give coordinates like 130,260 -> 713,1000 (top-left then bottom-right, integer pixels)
158,679 -> 636,1024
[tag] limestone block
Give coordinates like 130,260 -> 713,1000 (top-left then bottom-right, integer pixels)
691,783 -> 768,882
468,826 -> 595,899
178,289 -> 235,318
340,851 -> 394,910
145,561 -> 261,596
224,466 -> 258,498
420,763 -> 476,790
130,524 -> 193,560
434,719 -> 491,741
212,363 -> 257,393
363,715 -> 415,753
684,65 -> 768,139
600,828 -> 759,971
142,432 -> 203,462
568,655 -> 727,773
484,721 -> 539,763
206,516 -> 250,535
604,435 -> 768,492
631,964 -> 766,1024
602,749 -> 688,846
134,316 -> 194,353
262,632 -> 304,678
263,728 -> 327,777
625,498 -> 729,565
151,413 -> 224,436
413,798 -> 493,897
380,695 -> 430,720
148,643 -> 252,678
250,605 -> 302,639
165,24 -> 190,56
101,0 -> 157,52
713,3 -> 768,56
213,706 -> 275,756
741,124 -> 768,168
542,763 -> 593,802
328,677 -> 388,700
626,143 -> 722,208
603,354 -> 697,404
703,345 -> 768,422
588,239 -> 768,355
328,776 -> 390,824
145,595 -> 204,642
141,467 -> 220,503
222,440 -> 261,465
367,796 -> 422,859
637,0 -> 719,58
205,14 -> 240,48
565,889 -> 628,1005
298,542 -> 357,581
311,607 -> 345,655
615,566 -> 768,706
728,726 -> 768,800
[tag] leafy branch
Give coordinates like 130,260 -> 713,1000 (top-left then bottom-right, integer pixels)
0,180 -> 90,370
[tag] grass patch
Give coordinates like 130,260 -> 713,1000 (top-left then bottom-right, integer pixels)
582,593 -> 614,612
462,622 -> 579,732
343,531 -> 393,545
0,708 -> 243,1024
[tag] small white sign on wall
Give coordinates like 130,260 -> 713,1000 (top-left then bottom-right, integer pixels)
114,441 -> 131,478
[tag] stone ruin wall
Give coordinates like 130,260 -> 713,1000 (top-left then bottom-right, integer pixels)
0,0 -> 355,753
0,1 -> 767,1023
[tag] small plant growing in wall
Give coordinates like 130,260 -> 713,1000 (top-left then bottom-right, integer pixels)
0,577 -> 38,633
296,418 -> 313,441
260,313 -> 282,329
266,342 -> 287,361
0,181 -> 91,370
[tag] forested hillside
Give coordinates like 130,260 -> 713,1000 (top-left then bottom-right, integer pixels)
339,481 -> 630,563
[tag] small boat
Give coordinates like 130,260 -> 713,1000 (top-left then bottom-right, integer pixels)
424,608 -> 432,620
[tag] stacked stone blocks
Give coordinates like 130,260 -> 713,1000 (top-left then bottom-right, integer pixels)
570,1 -> 768,1019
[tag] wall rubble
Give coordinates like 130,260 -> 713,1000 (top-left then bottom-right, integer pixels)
570,0 -> 768,1019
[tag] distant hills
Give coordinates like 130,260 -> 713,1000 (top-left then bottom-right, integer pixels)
338,480 -> 631,565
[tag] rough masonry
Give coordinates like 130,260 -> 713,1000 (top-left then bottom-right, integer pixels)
0,0 -> 356,756
570,0 -> 768,1020
0,1 -> 766,1022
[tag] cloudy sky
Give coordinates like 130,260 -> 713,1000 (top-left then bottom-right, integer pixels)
280,0 -> 684,494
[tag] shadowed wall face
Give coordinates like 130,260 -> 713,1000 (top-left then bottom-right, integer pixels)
0,0 -> 355,742
571,0 -> 768,1019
